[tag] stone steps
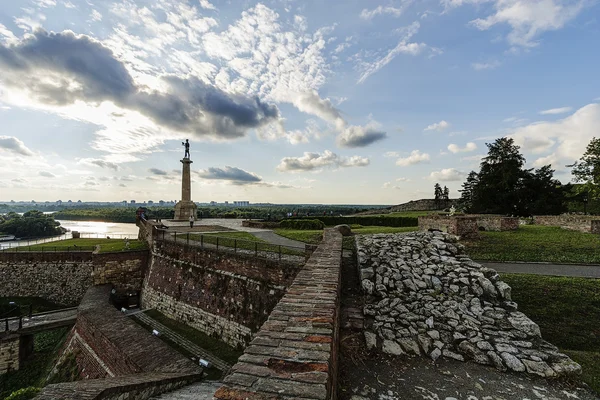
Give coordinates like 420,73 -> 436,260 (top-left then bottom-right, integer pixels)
132,312 -> 232,373
150,381 -> 222,399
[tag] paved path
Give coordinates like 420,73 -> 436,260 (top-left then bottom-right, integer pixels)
249,230 -> 305,249
478,261 -> 600,278
163,219 -> 269,233
131,312 -> 232,373
2,308 -> 77,333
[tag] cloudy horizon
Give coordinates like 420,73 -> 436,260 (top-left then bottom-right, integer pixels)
0,0 -> 598,204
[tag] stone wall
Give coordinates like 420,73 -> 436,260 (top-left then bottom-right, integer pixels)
533,215 -> 600,233
214,229 -> 343,400
54,285 -> 201,381
357,232 -> 581,378
0,334 -> 20,374
0,251 -> 148,305
142,241 -> 303,348
418,216 -> 479,238
473,215 -> 520,232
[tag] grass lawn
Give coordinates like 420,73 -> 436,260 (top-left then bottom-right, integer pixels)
274,226 -> 418,246
186,231 -> 304,255
462,225 -> 600,264
2,238 -> 147,253
0,327 -> 69,399
502,274 -> 600,394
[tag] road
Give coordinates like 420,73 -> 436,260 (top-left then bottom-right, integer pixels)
478,261 -> 600,278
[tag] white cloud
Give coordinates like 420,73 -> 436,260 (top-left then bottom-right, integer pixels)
396,177 -> 411,182
198,0 -> 216,10
277,150 -> 370,172
539,106 -> 573,115
39,171 -> 56,178
360,3 -> 412,20
424,120 -> 450,132
472,61 -> 500,70
466,0 -> 587,48
90,9 -> 102,22
357,21 -> 427,84
448,142 -> 477,153
511,103 -> 600,167
396,150 -> 430,166
33,0 -> 57,8
429,168 -> 465,181
78,158 -> 120,171
336,123 -> 387,148
384,151 -> 400,158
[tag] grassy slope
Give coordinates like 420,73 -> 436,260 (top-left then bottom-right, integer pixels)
186,231 -> 304,255
502,274 -> 600,394
2,238 -> 147,253
462,225 -> 600,264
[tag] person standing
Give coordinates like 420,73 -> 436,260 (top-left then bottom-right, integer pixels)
189,215 -> 194,228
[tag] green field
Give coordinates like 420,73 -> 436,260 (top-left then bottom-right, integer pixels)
274,226 -> 418,245
462,225 -> 600,264
185,232 -> 305,255
502,274 -> 600,393
1,238 -> 147,253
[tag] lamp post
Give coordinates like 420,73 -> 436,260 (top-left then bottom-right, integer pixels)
583,196 -> 589,215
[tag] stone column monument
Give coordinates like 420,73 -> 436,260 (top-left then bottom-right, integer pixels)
174,140 -> 197,220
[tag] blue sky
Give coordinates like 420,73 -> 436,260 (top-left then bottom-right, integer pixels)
0,0 -> 599,204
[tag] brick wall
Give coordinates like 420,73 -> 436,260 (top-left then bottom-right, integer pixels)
418,216 -> 479,238
0,251 -> 148,305
214,228 -> 343,400
54,285 -> 201,382
35,372 -> 202,400
533,215 -> 600,233
141,243 -> 302,348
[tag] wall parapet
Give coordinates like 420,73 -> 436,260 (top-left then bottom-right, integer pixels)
418,215 -> 479,238
533,215 -> 600,233
214,228 -> 343,400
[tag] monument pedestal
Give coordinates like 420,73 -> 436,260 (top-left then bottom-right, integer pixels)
174,157 -> 197,221
174,200 -> 197,221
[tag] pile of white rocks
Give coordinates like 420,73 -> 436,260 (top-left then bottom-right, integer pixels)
357,231 -> 580,378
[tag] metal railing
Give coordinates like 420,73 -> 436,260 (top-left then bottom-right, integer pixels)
155,230 -> 306,262
1,307 -> 78,333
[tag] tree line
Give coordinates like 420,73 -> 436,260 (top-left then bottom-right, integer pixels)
0,211 -> 66,238
456,137 -> 600,216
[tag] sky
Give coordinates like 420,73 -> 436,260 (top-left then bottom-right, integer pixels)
0,0 -> 599,204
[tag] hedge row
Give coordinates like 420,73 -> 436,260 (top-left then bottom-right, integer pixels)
294,215 -> 418,227
278,219 -> 325,230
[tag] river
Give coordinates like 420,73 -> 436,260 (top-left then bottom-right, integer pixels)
0,220 -> 139,250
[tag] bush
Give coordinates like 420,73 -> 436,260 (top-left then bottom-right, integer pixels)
279,219 -> 325,230
5,387 -> 40,400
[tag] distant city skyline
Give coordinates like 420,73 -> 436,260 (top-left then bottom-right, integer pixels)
0,0 -> 599,204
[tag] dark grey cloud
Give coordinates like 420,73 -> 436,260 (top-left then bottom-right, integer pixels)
197,166 -> 262,185
79,158 -> 119,170
0,29 -> 281,139
39,171 -> 56,177
336,126 -> 387,148
148,168 -> 168,175
0,136 -> 34,156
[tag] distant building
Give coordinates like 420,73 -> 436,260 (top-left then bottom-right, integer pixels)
56,200 -> 62,205
233,201 -> 250,207
148,200 -> 154,205
130,200 -> 136,204
159,200 -> 165,205
224,201 -> 229,206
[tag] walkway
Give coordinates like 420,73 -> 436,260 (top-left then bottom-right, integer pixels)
477,261 -> 600,278
131,312 -> 232,373
2,307 -> 77,333
249,230 -> 305,249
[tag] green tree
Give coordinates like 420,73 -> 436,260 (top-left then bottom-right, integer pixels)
434,183 -> 443,209
570,137 -> 600,199
442,186 -> 450,208
458,171 -> 479,212
517,166 -> 567,216
0,210 -> 65,238
472,137 -> 526,214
